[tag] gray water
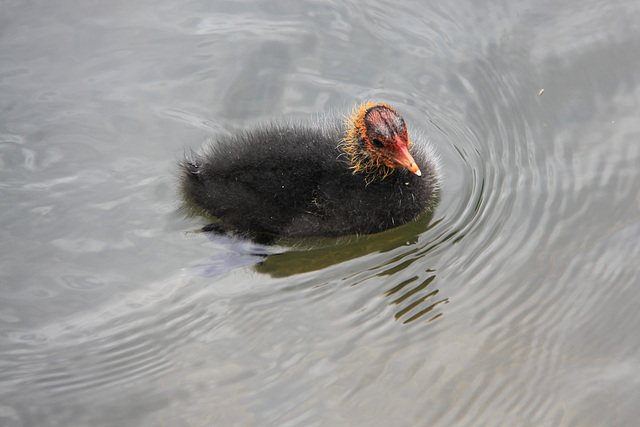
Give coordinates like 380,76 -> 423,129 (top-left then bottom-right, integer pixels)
2,0 -> 640,425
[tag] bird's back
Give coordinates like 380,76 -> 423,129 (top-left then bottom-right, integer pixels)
182,121 -> 345,236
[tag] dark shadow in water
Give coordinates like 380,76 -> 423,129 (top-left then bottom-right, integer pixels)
187,208 -> 447,324
255,209 -> 440,277
382,273 -> 449,324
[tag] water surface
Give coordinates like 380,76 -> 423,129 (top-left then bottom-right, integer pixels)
1,0 -> 640,425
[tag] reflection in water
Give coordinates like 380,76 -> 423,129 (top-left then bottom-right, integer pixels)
189,232 -> 274,277
255,209 -> 438,276
384,273 -> 448,324
190,209 -> 447,324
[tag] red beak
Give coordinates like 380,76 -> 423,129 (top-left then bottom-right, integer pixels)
390,142 -> 422,176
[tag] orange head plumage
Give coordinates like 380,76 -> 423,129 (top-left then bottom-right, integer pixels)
341,101 -> 421,180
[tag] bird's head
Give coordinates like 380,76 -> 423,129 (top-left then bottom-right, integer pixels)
342,101 -> 421,179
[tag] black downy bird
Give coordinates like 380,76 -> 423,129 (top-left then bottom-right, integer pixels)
181,101 -> 440,240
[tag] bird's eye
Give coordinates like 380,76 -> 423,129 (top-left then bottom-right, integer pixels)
371,138 -> 384,148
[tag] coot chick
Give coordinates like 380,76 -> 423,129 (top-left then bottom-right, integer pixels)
181,101 -> 440,240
